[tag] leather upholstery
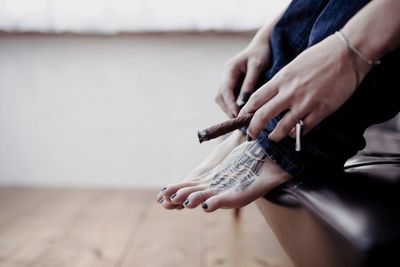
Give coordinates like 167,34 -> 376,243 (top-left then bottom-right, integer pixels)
264,122 -> 400,266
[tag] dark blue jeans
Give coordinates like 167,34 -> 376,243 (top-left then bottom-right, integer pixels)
245,0 -> 400,177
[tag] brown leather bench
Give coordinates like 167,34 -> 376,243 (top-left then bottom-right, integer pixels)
256,116 -> 400,267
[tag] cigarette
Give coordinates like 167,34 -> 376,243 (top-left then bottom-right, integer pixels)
295,120 -> 304,152
198,113 -> 254,143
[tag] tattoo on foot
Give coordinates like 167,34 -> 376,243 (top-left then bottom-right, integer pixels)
208,142 -> 266,192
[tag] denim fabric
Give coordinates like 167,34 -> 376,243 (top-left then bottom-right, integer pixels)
246,0 -> 400,177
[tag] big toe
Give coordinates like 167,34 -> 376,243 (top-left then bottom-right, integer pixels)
200,191 -> 253,212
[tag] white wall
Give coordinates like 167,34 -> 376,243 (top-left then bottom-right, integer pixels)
0,33 -> 251,187
0,0 -> 290,33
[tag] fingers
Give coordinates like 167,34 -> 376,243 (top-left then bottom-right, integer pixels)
216,65 -> 242,118
269,109 -> 309,142
276,106 -> 329,141
237,60 -> 263,105
239,73 -> 325,141
216,87 -> 239,118
238,78 -> 279,117
246,93 -> 289,140
301,112 -> 322,135
223,89 -> 240,118
294,110 -> 326,136
216,57 -> 265,118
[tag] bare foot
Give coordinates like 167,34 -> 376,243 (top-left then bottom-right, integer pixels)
156,130 -> 245,209
157,140 -> 292,212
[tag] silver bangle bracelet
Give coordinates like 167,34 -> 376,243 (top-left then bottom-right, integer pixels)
335,30 -> 381,66
335,31 -> 361,86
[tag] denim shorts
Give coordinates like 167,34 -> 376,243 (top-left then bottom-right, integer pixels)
243,0 -> 400,177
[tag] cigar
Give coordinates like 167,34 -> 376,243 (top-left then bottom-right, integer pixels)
198,113 -> 254,143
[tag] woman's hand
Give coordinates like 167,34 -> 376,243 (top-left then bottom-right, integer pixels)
215,38 -> 271,118
239,34 -> 372,142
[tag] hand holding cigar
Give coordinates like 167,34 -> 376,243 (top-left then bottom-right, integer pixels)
197,112 -> 304,152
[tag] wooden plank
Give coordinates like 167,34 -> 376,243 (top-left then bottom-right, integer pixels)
205,203 -> 292,267
0,188 -> 293,267
30,189 -> 155,267
204,209 -> 243,267
0,187 -> 55,226
120,200 -> 205,267
0,188 -> 102,267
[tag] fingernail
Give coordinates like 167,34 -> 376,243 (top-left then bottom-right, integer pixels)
241,92 -> 251,103
159,199 -> 164,204
268,134 -> 277,142
184,199 -> 189,206
170,193 -> 177,199
246,134 -> 253,142
161,187 -> 167,191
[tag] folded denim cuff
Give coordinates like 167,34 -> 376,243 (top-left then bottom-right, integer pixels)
240,121 -> 305,176
256,128 -> 306,177
241,118 -> 344,177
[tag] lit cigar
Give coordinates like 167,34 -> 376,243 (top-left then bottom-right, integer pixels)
198,113 -> 254,143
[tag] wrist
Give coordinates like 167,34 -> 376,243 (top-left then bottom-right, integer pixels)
249,23 -> 273,47
340,0 -> 400,64
247,33 -> 271,53
335,30 -> 376,85
341,27 -> 382,64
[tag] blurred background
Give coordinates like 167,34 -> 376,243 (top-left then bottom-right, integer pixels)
0,3 -> 295,267
1,2 -> 399,267
0,0 -> 290,188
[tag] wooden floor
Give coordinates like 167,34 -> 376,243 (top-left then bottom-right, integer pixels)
0,188 -> 292,267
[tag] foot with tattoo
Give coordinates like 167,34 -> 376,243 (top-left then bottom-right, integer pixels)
156,130 -> 245,210
156,139 -> 292,212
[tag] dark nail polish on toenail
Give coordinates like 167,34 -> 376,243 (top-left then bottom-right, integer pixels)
159,199 -> 164,204
201,203 -> 208,209
246,135 -> 253,142
184,199 -> 189,206
171,193 -> 177,199
161,187 -> 167,191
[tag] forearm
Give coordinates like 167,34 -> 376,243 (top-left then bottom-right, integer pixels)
342,0 -> 400,64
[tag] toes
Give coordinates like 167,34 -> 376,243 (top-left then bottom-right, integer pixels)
161,182 -> 198,201
159,198 -> 184,210
156,194 -> 164,203
200,194 -> 228,212
169,185 -> 207,204
200,192 -> 248,213
184,189 -> 218,209
156,188 -> 168,203
175,205 -> 185,210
